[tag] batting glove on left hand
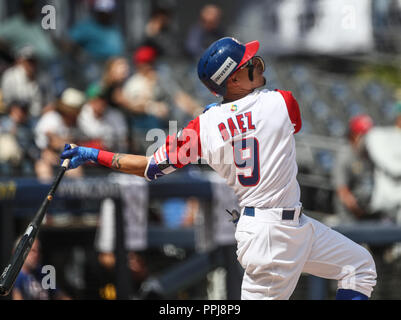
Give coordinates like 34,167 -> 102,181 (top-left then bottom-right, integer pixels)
60,144 -> 99,169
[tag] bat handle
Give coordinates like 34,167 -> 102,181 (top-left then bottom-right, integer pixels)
61,143 -> 78,169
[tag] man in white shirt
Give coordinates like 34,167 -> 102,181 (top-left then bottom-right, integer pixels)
77,92 -> 128,153
35,88 -> 85,180
1,47 -> 42,117
365,103 -> 401,223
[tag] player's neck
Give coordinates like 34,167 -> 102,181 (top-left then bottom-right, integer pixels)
223,90 -> 254,104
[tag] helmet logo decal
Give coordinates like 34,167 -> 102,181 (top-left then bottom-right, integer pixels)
210,57 -> 238,85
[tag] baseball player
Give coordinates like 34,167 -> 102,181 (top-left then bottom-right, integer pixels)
61,37 -> 377,300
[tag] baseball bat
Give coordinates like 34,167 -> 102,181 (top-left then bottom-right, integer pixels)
0,144 -> 76,296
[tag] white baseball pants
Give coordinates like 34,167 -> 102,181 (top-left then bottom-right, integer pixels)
235,208 -> 377,300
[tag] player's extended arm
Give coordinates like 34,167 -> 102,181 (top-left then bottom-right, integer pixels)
105,153 -> 148,177
60,144 -> 169,181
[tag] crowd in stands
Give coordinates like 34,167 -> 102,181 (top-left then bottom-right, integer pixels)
0,0 -> 400,222
0,0 -> 220,180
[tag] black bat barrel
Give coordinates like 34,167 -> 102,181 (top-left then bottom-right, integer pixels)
0,224 -> 38,296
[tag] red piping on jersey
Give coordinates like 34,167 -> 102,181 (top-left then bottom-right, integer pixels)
165,117 -> 202,168
275,90 -> 302,134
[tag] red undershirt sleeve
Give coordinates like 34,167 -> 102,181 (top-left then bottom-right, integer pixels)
165,117 -> 202,168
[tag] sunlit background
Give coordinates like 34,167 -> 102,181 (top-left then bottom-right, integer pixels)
0,0 -> 401,300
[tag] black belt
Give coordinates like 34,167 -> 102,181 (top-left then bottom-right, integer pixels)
244,207 -> 302,220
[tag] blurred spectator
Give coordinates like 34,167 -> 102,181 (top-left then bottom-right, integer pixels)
123,45 -> 203,152
143,6 -> 184,63
34,88 -> 85,180
0,0 -> 58,62
77,88 -> 128,153
0,100 -> 39,176
333,114 -> 377,223
92,57 -> 131,110
124,45 -> 202,120
84,250 -> 118,300
68,0 -> 124,61
123,45 -> 169,152
87,57 -> 151,117
85,199 -> 149,300
87,56 -> 155,153
12,239 -> 71,300
1,46 -> 43,118
365,103 -> 401,224
84,250 -> 148,300
185,4 -> 225,61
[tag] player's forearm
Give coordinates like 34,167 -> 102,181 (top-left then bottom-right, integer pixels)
98,150 -> 147,177
110,153 -> 148,177
61,145 -> 156,180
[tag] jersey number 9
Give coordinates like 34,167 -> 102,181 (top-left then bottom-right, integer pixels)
233,137 -> 260,187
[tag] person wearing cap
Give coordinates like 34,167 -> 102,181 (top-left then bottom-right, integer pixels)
61,37 -> 377,300
332,114 -> 378,223
123,45 -> 202,126
34,88 -> 86,180
365,103 -> 401,225
123,45 -> 169,118
1,46 -> 43,118
122,45 -> 172,153
68,0 -> 124,61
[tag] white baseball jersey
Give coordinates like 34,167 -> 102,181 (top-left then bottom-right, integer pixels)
157,89 -> 302,209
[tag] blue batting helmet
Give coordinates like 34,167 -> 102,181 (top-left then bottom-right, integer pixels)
197,37 -> 260,96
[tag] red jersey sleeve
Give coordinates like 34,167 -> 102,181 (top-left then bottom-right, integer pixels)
165,117 -> 202,168
276,90 -> 302,134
